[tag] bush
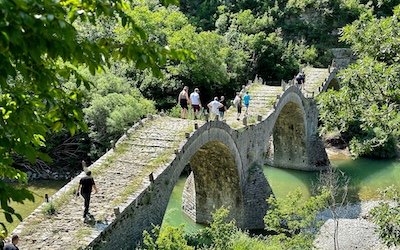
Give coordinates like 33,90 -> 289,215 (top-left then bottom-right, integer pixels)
42,201 -> 56,216
370,186 -> 400,248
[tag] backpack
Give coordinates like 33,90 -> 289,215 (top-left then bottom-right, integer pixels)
233,96 -> 240,107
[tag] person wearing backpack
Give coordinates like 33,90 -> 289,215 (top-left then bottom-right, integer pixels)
234,93 -> 243,120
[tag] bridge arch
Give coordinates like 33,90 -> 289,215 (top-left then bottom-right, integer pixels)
320,69 -> 341,92
325,77 -> 340,91
266,86 -> 309,169
263,86 -> 329,171
272,87 -> 308,169
178,121 -> 245,226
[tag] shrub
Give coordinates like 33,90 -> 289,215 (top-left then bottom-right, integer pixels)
370,186 -> 400,248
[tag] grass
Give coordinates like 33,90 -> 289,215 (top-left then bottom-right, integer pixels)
41,186 -> 78,215
42,201 -> 56,215
18,217 -> 44,236
247,116 -> 257,124
0,179 -> 68,232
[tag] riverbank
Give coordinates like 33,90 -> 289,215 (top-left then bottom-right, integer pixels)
313,200 -> 398,250
315,137 -> 399,249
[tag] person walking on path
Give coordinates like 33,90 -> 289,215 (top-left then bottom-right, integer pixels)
207,97 -> 223,121
296,72 -> 305,90
233,93 -> 242,120
190,88 -> 201,120
218,96 -> 227,119
178,86 -> 190,119
3,235 -> 19,250
77,171 -> 98,219
243,91 -> 250,116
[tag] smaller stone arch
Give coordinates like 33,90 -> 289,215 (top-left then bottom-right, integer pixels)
321,71 -> 341,92
267,87 -> 309,170
264,86 -> 330,171
325,78 -> 340,91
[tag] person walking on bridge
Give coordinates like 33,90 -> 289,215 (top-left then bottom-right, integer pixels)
207,97 -> 223,120
178,86 -> 190,119
243,91 -> 250,116
218,96 -> 227,119
77,171 -> 98,219
190,88 -> 201,120
234,93 -> 242,120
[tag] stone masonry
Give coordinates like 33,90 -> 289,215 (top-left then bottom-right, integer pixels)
11,67 -> 340,250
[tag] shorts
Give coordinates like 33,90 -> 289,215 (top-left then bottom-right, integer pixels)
192,104 -> 200,112
180,99 -> 188,109
244,103 -> 249,109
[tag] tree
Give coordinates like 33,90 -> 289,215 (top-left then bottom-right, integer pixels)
0,0 -> 187,232
82,70 -> 156,157
113,2 -> 240,109
370,186 -> 400,248
314,168 -> 350,250
317,6 -> 400,158
264,189 -> 328,249
143,224 -> 194,250
216,9 -> 307,82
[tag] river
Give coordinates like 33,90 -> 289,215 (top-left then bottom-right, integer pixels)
161,156 -> 400,232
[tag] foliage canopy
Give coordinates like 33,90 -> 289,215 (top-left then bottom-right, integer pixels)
0,0 -> 186,232
318,6 -> 400,158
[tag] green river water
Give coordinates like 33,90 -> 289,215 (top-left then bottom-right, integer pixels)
161,156 -> 400,232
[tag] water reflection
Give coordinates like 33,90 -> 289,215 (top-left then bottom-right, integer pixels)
161,157 -> 400,232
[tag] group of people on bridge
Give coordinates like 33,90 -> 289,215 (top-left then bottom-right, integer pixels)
178,86 -> 250,121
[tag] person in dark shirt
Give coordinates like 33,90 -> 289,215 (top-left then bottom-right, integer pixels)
218,96 -> 227,119
77,171 -> 98,218
3,235 -> 19,250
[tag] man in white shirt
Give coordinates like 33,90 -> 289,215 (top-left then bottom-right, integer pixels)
190,88 -> 201,120
207,97 -> 223,121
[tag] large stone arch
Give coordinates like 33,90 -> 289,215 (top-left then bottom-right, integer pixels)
177,122 -> 246,226
82,122 -> 248,249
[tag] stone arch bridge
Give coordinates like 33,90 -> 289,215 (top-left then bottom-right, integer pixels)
13,67 -> 340,250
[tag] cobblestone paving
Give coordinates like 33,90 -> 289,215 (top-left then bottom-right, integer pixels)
13,117 -> 204,250
12,68 -> 330,249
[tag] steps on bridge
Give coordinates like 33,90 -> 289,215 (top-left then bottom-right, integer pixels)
302,67 -> 331,96
222,67 -> 330,126
223,84 -> 282,126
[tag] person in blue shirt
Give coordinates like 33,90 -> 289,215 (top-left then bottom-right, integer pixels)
243,91 -> 250,116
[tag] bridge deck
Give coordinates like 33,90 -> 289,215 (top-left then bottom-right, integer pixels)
12,67 -> 331,249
